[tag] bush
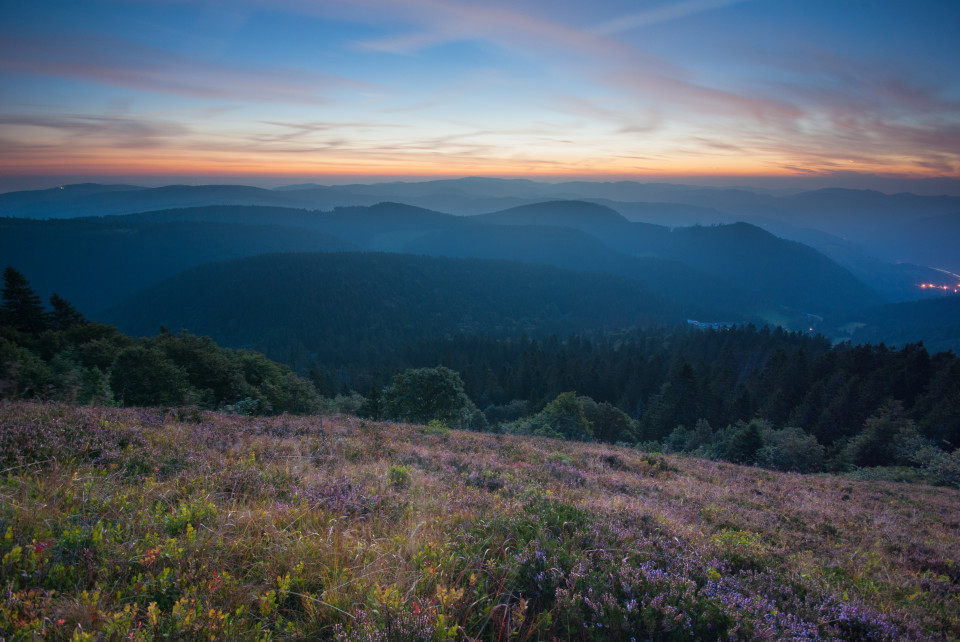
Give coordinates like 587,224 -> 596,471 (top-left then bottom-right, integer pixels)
843,401 -> 918,468
319,392 -> 366,416
723,419 -> 765,465
909,444 -> 960,488
387,464 -> 411,489
512,392 -> 593,441
755,426 -> 825,473
109,346 -> 190,407
579,395 -> 636,443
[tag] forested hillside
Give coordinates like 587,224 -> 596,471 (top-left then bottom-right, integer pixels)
0,216 -> 355,313
96,250 -> 960,474
104,252 -> 682,371
0,268 -> 321,414
474,201 -> 882,313
5,200 -> 888,330
825,295 -> 960,354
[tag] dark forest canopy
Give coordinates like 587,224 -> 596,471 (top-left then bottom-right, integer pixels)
4,266 -> 959,482
0,268 -> 321,414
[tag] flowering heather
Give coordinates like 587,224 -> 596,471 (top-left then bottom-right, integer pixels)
1,401 -> 958,640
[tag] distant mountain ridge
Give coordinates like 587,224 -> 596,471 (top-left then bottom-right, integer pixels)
0,215 -> 356,313
2,199 -> 884,323
4,178 -> 957,274
122,201 -> 882,317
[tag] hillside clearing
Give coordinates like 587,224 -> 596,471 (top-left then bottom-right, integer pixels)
1,401 -> 957,640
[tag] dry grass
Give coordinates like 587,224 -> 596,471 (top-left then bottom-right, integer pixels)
1,401 -> 957,640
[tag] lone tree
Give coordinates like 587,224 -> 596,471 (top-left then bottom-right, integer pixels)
381,366 -> 485,430
2,267 -> 47,334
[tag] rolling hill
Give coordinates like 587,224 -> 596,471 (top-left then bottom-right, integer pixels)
4,200 -> 884,325
103,252 -> 684,371
0,216 -> 356,313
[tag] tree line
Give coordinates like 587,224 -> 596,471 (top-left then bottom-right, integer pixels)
1,267 -> 320,414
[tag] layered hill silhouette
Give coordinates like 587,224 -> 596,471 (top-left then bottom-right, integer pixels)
2,178 -> 955,353
5,179 -> 958,274
0,216 -> 355,313
3,200 -> 883,324
130,201 -> 882,315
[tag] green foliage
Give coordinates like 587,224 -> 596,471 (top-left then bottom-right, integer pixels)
513,392 -> 594,441
755,426 -> 826,473
907,443 -> 960,489
387,464 -> 411,489
0,269 -> 320,414
319,392 -> 366,416
109,346 -> 191,407
723,419 -> 765,465
483,399 -> 529,427
47,292 -> 86,331
0,336 -> 51,398
579,395 -> 636,443
381,366 -> 485,430
2,266 -> 47,334
843,401 -> 919,468
424,419 -> 451,436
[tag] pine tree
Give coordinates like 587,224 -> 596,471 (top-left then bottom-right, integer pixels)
2,267 -> 47,334
48,292 -> 86,331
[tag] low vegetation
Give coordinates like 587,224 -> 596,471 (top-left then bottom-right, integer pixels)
2,401 -> 958,640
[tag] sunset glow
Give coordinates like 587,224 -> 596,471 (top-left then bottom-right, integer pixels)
2,0 -> 959,190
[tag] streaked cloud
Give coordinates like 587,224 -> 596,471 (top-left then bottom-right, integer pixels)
0,33 -> 369,104
0,0 -> 957,185
592,0 -> 752,35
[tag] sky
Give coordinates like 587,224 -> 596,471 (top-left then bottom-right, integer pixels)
1,0 -> 959,192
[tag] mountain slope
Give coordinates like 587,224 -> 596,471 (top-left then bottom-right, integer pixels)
826,295 -> 960,354
103,252 -> 683,370
0,216 -> 357,313
4,199 -> 884,321
472,201 -> 883,314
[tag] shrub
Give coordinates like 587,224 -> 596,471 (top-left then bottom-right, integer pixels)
755,426 -> 825,473
387,464 -> 412,489
109,346 -> 190,407
723,419 -> 764,465
843,401 -> 918,468
578,395 -> 636,443
512,392 -> 593,441
909,444 -> 960,488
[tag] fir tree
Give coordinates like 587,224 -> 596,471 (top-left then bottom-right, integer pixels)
2,267 -> 47,334
48,292 -> 86,331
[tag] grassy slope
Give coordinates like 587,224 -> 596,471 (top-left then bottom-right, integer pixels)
1,402 -> 957,640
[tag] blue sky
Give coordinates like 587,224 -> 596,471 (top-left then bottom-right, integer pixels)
1,0 -> 958,190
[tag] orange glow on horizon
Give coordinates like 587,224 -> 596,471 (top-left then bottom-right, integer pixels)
2,150 -> 954,183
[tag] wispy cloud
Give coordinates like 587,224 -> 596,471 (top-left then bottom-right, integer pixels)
0,113 -> 189,148
0,34 -> 370,105
592,0 -> 752,35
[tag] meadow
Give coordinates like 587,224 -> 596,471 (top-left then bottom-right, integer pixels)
1,401 -> 958,640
